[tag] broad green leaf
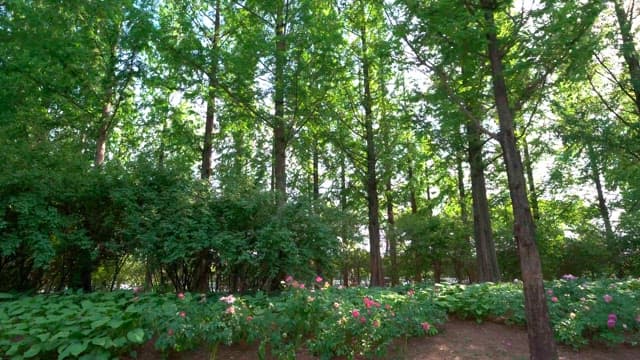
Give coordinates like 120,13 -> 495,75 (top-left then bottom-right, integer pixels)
126,328 -> 145,344
23,344 -> 41,358
67,342 -> 88,357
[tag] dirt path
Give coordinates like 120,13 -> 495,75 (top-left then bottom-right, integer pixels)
138,319 -> 640,359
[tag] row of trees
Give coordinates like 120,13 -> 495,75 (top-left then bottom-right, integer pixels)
2,1 -> 640,356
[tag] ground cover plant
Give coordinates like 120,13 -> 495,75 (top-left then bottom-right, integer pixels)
1,276 -> 638,359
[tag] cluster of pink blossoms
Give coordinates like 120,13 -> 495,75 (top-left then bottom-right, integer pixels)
363,296 -> 381,309
603,294 -> 613,303
607,313 -> 617,329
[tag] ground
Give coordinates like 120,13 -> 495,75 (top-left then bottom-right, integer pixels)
136,318 -> 640,359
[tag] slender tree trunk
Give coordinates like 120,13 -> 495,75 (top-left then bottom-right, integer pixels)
522,137 -> 540,221
408,161 -> 418,214
313,139 -> 320,200
385,179 -> 398,286
193,0 -> 220,293
467,121 -> 500,282
613,0 -> 640,114
456,155 -> 468,223
360,7 -> 384,287
95,122 -> 108,167
482,2 -> 558,358
588,145 -> 614,239
274,0 -> 287,207
340,159 -> 350,288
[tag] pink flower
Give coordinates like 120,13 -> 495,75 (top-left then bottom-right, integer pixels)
551,296 -> 558,303
359,316 -> 366,324
285,275 -> 294,283
299,283 -> 305,289
407,289 -> 415,297
607,318 -> 616,329
351,309 -> 360,318
603,294 -> 613,303
373,320 -> 380,328
167,328 -> 174,336
225,306 -> 236,314
246,316 -> 253,322
546,289 -> 553,295
363,297 -> 373,309
315,276 -> 323,283
421,322 -> 431,332
220,295 -> 236,304
177,292 -> 185,300
291,280 -> 299,288
179,311 -> 186,318
562,274 -> 578,281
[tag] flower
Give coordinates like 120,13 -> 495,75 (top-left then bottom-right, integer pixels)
607,318 -> 616,329
562,274 -> 578,281
299,283 -> 305,289
407,289 -> 415,297
421,322 -> 431,332
373,320 -> 380,328
546,289 -> 554,295
220,294 -> 236,304
569,312 -> 576,319
179,311 -> 186,318
551,296 -> 558,303
351,309 -> 360,318
333,302 -> 340,309
603,294 -> 613,303
246,316 -> 253,322
285,275 -> 294,283
177,292 -> 185,300
315,276 -> 323,283
608,313 -> 617,321
359,316 -> 366,324
225,306 -> 236,314
167,328 -> 174,336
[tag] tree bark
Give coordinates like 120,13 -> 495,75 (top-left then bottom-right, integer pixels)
313,139 -> 320,200
360,3 -> 384,287
613,0 -> 640,114
587,145 -> 614,239
385,179 -> 398,286
482,2 -> 558,358
408,161 -> 418,214
193,0 -> 220,293
467,121 -> 500,282
456,155 -> 468,223
274,0 -> 287,207
522,137 -> 540,221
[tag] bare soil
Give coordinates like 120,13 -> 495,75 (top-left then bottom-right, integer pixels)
134,319 -> 640,359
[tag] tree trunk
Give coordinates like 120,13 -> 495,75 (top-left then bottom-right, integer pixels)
385,179 -> 399,286
193,0 -> 220,293
456,155 -> 468,223
360,5 -> 384,287
588,145 -> 614,239
482,2 -> 558,358
467,121 -> 501,282
522,137 -> 540,221
613,0 -> 640,114
273,0 -> 287,207
313,139 -> 320,200
408,161 -> 418,214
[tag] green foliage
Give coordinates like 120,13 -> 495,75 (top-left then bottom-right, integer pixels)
435,278 -> 640,348
0,291 -> 146,359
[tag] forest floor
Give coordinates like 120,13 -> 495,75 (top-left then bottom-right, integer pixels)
136,318 -> 640,359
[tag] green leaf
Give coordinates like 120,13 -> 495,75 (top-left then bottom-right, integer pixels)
0,292 -> 16,300
126,328 -> 145,344
24,344 -> 41,358
67,342 -> 88,357
91,337 -> 108,347
90,318 -> 109,329
107,319 -> 124,329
